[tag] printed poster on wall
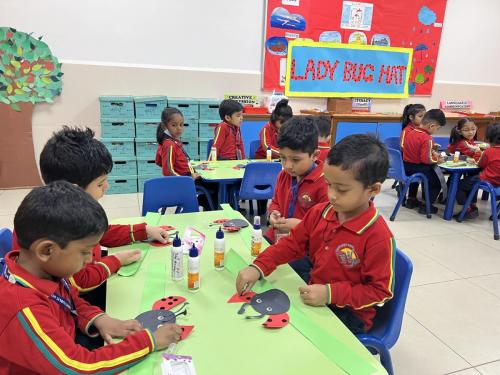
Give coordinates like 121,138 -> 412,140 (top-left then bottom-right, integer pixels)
263,0 -> 447,96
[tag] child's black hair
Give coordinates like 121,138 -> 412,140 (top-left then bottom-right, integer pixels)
270,99 -> 293,125
277,116 -> 318,154
486,123 -> 500,145
315,115 -> 332,138
39,126 -> 113,189
422,108 -> 446,127
14,181 -> 108,250
401,103 -> 426,129
449,118 -> 476,145
156,107 -> 184,145
219,99 -> 243,120
327,134 -> 388,187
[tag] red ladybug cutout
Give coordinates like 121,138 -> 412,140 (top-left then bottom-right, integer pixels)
160,225 -> 176,231
152,296 -> 187,310
227,291 -> 256,303
262,313 -> 289,329
223,226 -> 240,233
149,240 -> 172,247
180,325 -> 194,340
212,219 -> 229,225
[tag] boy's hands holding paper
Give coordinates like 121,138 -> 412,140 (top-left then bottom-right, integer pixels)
236,266 -> 261,295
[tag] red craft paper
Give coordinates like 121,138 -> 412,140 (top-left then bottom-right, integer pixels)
263,312 -> 290,329
180,325 -> 194,340
227,291 -> 256,303
152,296 -> 187,310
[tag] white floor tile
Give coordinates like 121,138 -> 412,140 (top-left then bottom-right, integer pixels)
104,206 -> 141,221
463,231 -> 500,250
448,369 -> 482,375
0,215 -> 15,230
467,274 -> 500,299
399,233 -> 500,278
391,314 -> 470,375
476,360 -> 500,375
406,279 -> 500,365
100,193 -> 141,209
0,189 -> 32,215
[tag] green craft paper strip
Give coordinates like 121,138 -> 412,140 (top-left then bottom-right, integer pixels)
224,248 -> 379,375
116,249 -> 148,277
128,263 -> 168,374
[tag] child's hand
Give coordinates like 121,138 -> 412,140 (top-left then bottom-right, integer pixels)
192,173 -> 201,180
432,143 -> 440,150
146,225 -> 169,244
114,249 -> 142,266
153,324 -> 183,350
299,284 -> 329,306
93,315 -> 142,344
268,210 -> 282,226
236,266 -> 261,295
273,218 -> 301,232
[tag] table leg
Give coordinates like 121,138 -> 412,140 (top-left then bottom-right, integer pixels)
443,171 -> 461,220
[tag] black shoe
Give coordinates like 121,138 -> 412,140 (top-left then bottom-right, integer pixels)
419,205 -> 438,215
455,207 -> 479,221
405,198 -> 420,209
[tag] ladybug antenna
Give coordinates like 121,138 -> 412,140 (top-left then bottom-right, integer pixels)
237,302 -> 250,315
245,313 -> 265,320
172,302 -> 189,316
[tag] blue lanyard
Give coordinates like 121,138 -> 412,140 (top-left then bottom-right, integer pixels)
287,163 -> 316,218
0,258 -> 78,316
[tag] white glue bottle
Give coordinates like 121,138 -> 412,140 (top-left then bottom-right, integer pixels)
188,244 -> 200,292
171,232 -> 183,281
210,146 -> 217,161
266,146 -> 272,161
453,150 -> 460,163
214,227 -> 225,270
251,216 -> 263,258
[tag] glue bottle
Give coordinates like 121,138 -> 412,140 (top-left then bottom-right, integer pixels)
453,150 -> 460,163
266,146 -> 272,161
188,244 -> 200,292
251,216 -> 263,258
214,227 -> 225,270
171,232 -> 183,281
210,146 -> 217,161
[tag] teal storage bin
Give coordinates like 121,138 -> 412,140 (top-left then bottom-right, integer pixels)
198,120 -> 219,138
109,157 -> 137,176
101,138 -> 135,158
137,156 -> 162,175
199,99 -> 220,120
182,141 -> 199,159
134,96 -> 168,119
101,118 -> 135,138
168,98 -> 199,119
138,174 -> 162,193
199,140 -> 210,160
136,118 -> 160,139
135,138 -> 158,158
99,96 -> 134,118
107,175 -> 138,194
182,120 -> 198,141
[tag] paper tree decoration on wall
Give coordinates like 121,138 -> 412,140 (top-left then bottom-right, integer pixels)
0,27 -> 63,111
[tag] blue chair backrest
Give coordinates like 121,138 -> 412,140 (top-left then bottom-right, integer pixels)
142,176 -> 199,215
0,228 -> 13,258
249,140 -> 260,159
387,148 -> 407,181
369,248 -> 413,348
384,137 -> 401,151
239,162 -> 282,200
432,136 -> 449,150
206,139 -> 214,160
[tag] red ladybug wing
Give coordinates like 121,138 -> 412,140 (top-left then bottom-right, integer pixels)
152,296 -> 187,310
227,291 -> 256,303
180,325 -> 194,340
263,313 -> 289,329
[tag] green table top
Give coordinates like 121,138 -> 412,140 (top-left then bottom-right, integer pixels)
439,160 -> 480,170
106,205 -> 386,375
191,159 -> 278,181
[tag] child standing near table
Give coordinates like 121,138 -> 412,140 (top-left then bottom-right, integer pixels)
236,135 -> 395,333
210,99 -> 245,160
315,115 -> 332,163
255,99 -> 293,159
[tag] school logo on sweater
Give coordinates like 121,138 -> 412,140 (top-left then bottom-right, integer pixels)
298,193 -> 314,208
335,243 -> 360,268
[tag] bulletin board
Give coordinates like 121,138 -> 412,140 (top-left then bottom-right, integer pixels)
263,0 -> 447,96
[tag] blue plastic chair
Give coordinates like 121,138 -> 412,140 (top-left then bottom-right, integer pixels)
356,248 -> 413,375
230,162 -> 282,213
387,148 -> 431,220
249,140 -> 260,159
432,136 -> 449,151
457,181 -> 500,240
0,228 -> 13,258
142,176 -> 200,215
206,139 -> 214,160
384,136 -> 401,152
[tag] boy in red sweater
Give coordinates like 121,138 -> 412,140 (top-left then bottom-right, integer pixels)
255,99 -> 293,159
402,109 -> 446,214
315,115 -> 332,163
210,99 -> 245,160
0,181 -> 182,374
236,135 -> 395,333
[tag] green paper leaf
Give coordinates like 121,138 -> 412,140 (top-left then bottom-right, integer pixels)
32,64 -> 42,71
10,103 -> 20,111
0,97 -> 10,104
10,60 -> 20,69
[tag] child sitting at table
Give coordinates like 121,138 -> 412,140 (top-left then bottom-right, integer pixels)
402,109 -> 446,214
0,181 -> 182,373
210,99 -> 245,160
315,115 -> 332,163
236,135 -> 395,333
255,99 -> 293,159
448,118 -> 482,161
156,107 -> 216,210
456,123 -> 500,219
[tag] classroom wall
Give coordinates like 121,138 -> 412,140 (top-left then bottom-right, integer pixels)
2,0 -> 500,164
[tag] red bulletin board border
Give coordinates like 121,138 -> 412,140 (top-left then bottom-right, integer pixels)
263,0 -> 447,96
